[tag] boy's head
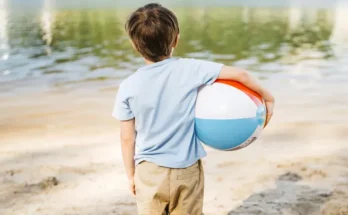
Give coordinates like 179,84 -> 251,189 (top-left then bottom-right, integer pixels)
125,3 -> 180,62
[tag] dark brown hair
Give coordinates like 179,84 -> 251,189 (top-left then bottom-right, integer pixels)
125,3 -> 179,62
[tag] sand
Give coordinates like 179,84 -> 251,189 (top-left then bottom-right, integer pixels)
1,79 -> 348,215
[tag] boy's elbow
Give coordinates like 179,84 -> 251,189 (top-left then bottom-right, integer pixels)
120,134 -> 135,145
219,66 -> 250,83
237,70 -> 250,83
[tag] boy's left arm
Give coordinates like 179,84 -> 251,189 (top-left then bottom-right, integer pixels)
120,119 -> 136,195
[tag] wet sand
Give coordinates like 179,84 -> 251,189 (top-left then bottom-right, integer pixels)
1,78 -> 348,215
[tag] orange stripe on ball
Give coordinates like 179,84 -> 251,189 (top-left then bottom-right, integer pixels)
215,79 -> 263,106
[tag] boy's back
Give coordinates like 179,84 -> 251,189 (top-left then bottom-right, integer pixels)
113,58 -> 223,168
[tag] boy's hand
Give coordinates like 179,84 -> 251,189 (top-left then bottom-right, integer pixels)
264,99 -> 274,128
129,178 -> 136,196
120,119 -> 136,196
218,66 -> 275,128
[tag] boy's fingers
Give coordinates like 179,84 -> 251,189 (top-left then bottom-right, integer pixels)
264,111 -> 273,128
268,113 -> 273,124
263,100 -> 274,128
130,183 -> 136,196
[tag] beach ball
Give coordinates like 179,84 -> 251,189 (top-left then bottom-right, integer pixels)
195,80 -> 267,151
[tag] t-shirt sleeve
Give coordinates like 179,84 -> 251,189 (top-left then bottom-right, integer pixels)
193,59 -> 224,86
112,83 -> 134,121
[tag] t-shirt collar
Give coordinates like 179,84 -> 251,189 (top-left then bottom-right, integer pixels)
138,57 -> 177,71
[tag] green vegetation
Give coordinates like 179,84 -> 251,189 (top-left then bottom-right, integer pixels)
8,7 -> 335,70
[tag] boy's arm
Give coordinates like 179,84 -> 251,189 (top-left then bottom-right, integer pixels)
218,66 -> 275,126
120,119 -> 136,194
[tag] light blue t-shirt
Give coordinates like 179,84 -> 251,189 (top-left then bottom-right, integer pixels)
112,58 -> 223,168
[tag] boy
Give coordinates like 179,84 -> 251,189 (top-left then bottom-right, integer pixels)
112,3 -> 274,215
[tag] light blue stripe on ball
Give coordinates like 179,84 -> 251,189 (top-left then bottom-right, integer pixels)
194,117 -> 259,150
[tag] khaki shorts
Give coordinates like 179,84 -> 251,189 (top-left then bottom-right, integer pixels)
134,160 -> 204,215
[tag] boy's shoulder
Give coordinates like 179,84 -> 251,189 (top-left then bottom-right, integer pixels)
177,57 -> 201,64
119,57 -> 219,88
119,69 -> 143,89
177,58 -> 220,68
120,58 -> 189,85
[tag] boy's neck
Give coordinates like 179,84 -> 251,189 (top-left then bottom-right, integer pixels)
144,56 -> 171,65
145,59 -> 155,65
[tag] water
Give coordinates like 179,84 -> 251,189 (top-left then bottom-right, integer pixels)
0,0 -> 348,96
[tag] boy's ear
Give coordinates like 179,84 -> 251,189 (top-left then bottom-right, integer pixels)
173,34 -> 180,48
129,39 -> 138,51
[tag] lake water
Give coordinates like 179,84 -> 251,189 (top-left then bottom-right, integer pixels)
1,0 -> 348,98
